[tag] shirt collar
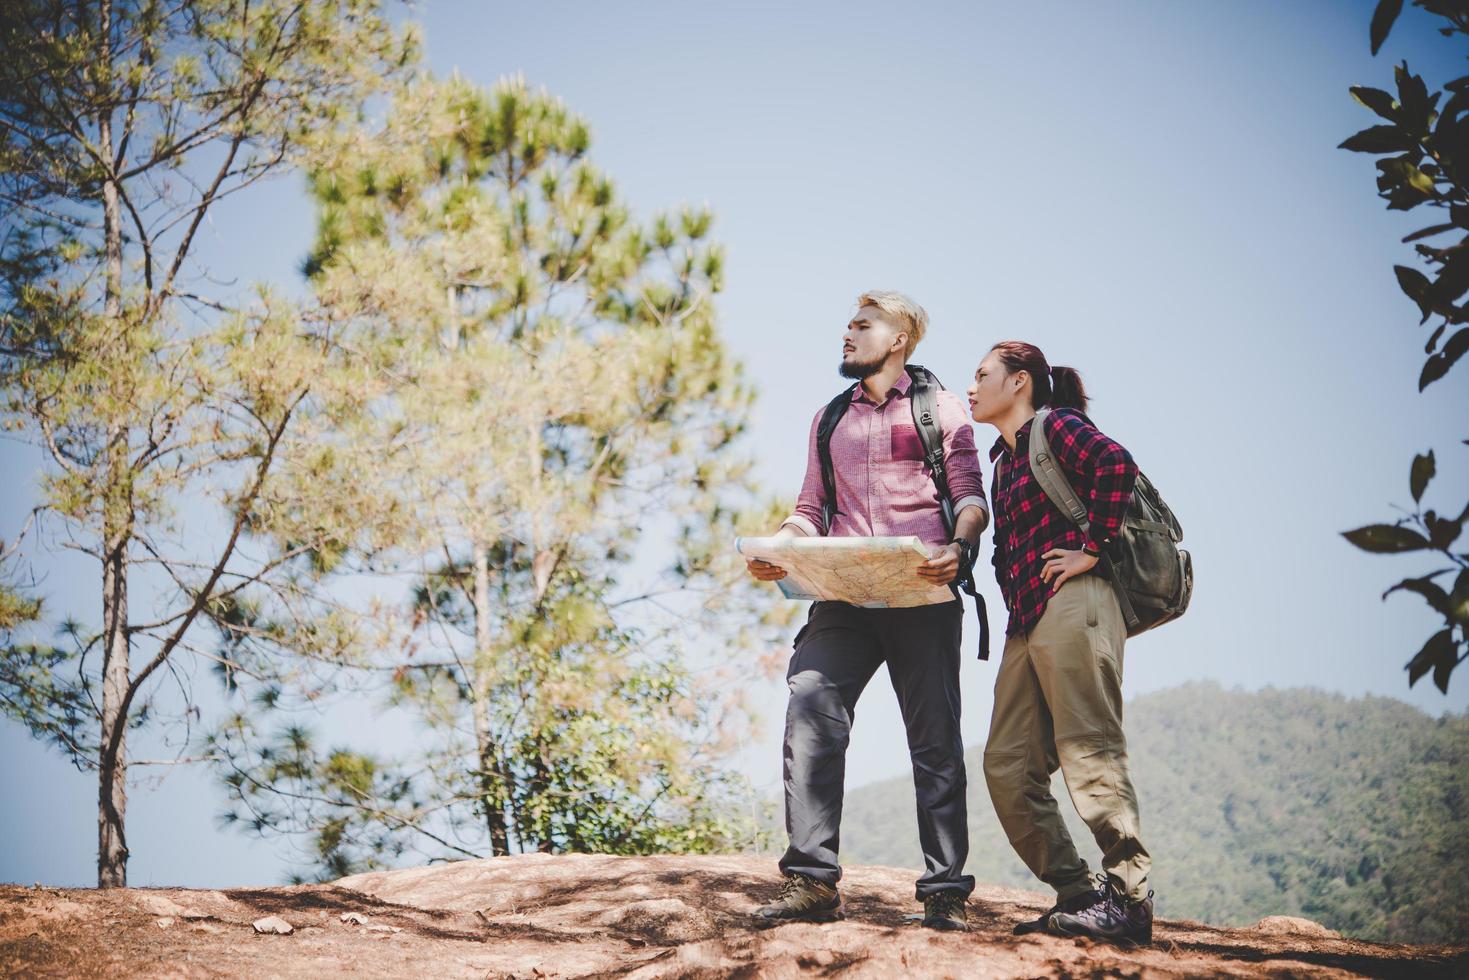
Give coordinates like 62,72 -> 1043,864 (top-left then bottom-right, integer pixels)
852,368 -> 913,405
989,414 -> 1038,462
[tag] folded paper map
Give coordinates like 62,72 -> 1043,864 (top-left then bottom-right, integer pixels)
734,535 -> 953,608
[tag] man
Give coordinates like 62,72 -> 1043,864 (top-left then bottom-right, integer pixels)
746,291 -> 988,932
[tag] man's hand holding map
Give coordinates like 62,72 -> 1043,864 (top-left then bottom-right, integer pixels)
735,535 -> 954,608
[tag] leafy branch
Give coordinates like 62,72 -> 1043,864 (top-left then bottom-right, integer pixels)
1342,49 -> 1469,384
1340,0 -> 1469,692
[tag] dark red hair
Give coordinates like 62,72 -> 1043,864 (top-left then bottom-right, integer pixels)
989,341 -> 1089,414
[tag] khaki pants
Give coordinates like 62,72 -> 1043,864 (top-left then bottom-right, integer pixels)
982,573 -> 1151,902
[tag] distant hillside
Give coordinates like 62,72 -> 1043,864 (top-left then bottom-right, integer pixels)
841,682 -> 1469,944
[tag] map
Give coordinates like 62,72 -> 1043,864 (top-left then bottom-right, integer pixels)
734,535 -> 953,608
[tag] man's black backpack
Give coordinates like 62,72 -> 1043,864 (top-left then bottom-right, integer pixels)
1029,407 -> 1193,637
815,364 -> 991,659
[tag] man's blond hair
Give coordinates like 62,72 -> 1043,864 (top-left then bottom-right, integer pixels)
856,290 -> 928,361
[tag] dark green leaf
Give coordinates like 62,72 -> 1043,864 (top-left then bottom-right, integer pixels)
1450,569 -> 1469,624
1419,326 -> 1469,388
1371,0 -> 1404,55
1403,222 -> 1457,242
1426,322 -> 1447,352
1342,523 -> 1432,552
1377,155 -> 1426,193
1395,63 -> 1435,135
1410,450 -> 1436,502
1395,264 -> 1434,320
1396,160 -> 1438,196
1430,251 -> 1469,306
1340,124 -> 1419,153
1352,85 -> 1398,121
1435,91 -> 1469,135
1405,628 -> 1454,687
1433,651 -> 1460,693
1382,571 -> 1452,613
1427,512 -> 1463,549
1385,184 -> 1432,211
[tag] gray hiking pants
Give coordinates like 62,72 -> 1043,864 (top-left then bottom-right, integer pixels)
778,598 -> 975,899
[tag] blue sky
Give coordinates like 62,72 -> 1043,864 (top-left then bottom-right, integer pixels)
3,0 -> 1467,887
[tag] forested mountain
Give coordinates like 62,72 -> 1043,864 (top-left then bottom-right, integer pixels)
840,683 -> 1468,944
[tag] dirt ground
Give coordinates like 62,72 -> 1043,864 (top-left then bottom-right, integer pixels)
2,853 -> 1464,978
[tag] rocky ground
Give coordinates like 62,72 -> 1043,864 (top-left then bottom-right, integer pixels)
2,854 -> 1464,978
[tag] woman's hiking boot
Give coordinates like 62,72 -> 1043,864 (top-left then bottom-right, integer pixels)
1047,878 -> 1154,946
1012,880 -> 1107,935
921,890 -> 969,932
752,873 -> 843,927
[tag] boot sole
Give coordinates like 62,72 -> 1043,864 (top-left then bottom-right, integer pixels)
1048,919 -> 1152,947
752,907 -> 844,929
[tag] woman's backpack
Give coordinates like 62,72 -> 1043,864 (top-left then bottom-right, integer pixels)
1029,408 -> 1193,637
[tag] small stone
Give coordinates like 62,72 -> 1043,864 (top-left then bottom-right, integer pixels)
339,912 -> 370,925
252,915 -> 295,935
154,917 -> 174,929
137,894 -> 186,917
191,922 -> 222,934
1253,915 -> 1340,939
367,923 -> 401,933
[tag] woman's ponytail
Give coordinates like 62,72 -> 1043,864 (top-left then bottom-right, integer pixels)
1047,365 -> 1089,414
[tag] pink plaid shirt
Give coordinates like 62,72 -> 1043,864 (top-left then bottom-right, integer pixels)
781,371 -> 987,547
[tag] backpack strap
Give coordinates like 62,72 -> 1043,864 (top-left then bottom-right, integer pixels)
815,383 -> 858,533
907,365 -> 990,661
1028,408 -> 1140,631
1028,408 -> 1091,530
906,365 -> 956,537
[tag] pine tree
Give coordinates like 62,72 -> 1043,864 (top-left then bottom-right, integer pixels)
210,75 -> 795,875
0,0 -> 412,887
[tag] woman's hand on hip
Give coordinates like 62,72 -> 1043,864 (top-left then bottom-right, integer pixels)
1040,548 -> 1098,593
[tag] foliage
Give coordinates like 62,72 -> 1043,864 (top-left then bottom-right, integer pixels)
841,683 -> 1469,944
207,74 -> 793,878
1339,0 -> 1469,692
0,0 -> 412,885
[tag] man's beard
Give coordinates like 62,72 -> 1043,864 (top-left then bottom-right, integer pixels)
838,351 -> 884,380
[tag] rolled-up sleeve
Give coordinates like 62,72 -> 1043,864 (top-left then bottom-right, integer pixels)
779,408 -> 828,536
937,391 -> 987,520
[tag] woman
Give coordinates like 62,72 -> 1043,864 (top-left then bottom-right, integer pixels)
966,340 -> 1154,946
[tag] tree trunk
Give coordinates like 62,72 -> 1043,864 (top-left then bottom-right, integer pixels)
97,522 -> 130,887
95,0 -> 131,890
98,0 -> 122,323
471,541 -> 510,856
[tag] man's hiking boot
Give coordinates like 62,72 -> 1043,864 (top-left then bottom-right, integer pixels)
1012,881 -> 1106,935
1048,878 -> 1154,946
752,873 -> 843,927
921,890 -> 969,932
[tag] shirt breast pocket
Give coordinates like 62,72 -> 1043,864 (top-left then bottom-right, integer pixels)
886,420 -> 931,495
890,420 -> 925,462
